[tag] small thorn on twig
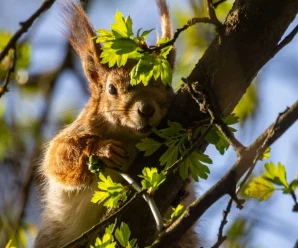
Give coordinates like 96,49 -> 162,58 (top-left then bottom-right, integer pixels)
230,192 -> 245,209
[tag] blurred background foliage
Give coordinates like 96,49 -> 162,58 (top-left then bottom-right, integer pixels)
0,0 -> 297,247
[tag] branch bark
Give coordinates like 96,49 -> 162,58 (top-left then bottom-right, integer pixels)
152,101 -> 298,247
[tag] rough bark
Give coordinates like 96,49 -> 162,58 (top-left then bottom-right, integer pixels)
86,0 -> 298,246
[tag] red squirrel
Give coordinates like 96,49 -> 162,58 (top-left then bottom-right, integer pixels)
34,1 -> 175,247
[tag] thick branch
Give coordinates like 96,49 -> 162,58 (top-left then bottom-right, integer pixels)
151,101 -> 298,247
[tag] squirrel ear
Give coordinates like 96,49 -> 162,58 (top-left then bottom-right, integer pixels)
64,3 -> 106,85
156,0 -> 176,69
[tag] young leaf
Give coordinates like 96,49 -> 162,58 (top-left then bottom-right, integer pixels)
91,173 -> 127,208
111,38 -> 138,55
259,147 -> 271,161
171,204 -> 185,220
91,224 -> 116,248
289,175 -> 298,191
222,113 -> 239,125
244,177 -> 276,201
136,138 -> 161,156
262,162 -> 289,188
154,121 -> 184,138
5,240 -> 16,248
139,167 -> 167,194
115,222 -> 138,248
180,150 -> 211,181
88,155 -> 106,175
159,146 -> 179,168
111,11 -> 133,38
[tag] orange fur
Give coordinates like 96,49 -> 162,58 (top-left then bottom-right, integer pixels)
35,2 -> 175,247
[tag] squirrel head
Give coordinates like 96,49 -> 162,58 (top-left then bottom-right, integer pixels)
65,3 -> 175,138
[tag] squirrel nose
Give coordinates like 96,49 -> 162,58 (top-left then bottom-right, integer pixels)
138,103 -> 155,117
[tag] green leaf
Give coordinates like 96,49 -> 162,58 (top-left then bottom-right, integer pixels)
262,162 -> 289,188
91,173 -> 127,208
170,204 -> 185,220
138,28 -> 155,40
5,240 -> 16,248
139,167 -> 167,193
136,137 -> 161,156
111,38 -> 138,55
154,121 -> 184,138
233,83 -> 258,123
95,29 -> 114,43
289,178 -> 298,191
111,11 -> 134,38
91,224 -> 116,248
159,146 -> 179,168
244,177 -> 276,201
258,147 -> 271,161
88,155 -> 106,175
214,130 -> 230,155
130,55 -> 154,86
115,222 -> 138,248
204,126 -> 229,155
222,113 -> 239,125
160,59 -> 172,85
180,150 -> 211,181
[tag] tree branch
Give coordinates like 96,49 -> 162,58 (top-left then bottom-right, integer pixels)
270,24 -> 298,60
0,46 -> 16,98
151,101 -> 298,247
0,0 -> 56,62
211,197 -> 232,248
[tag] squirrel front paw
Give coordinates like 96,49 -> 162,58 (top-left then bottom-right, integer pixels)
97,140 -> 129,168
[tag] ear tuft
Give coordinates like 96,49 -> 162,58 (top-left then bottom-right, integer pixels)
62,2 -> 107,90
63,2 -> 99,59
156,0 -> 176,69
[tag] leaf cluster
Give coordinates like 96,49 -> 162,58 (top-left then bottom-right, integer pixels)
94,11 -> 173,86
136,121 -> 212,182
245,162 -> 298,201
138,167 -> 166,195
165,204 -> 185,226
91,173 -> 128,208
91,222 -> 138,248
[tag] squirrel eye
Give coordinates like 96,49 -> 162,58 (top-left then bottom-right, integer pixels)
108,84 -> 118,95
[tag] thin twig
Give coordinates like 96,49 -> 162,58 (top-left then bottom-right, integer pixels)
185,81 -> 245,155
0,0 -> 56,62
0,46 -> 17,98
270,25 -> 298,60
144,17 -> 219,53
211,197 -> 233,248
213,0 -> 228,8
206,0 -> 223,30
290,191 -> 298,212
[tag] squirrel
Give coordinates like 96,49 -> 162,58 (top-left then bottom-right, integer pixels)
34,1 -> 175,247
